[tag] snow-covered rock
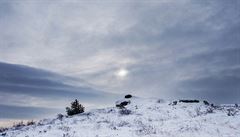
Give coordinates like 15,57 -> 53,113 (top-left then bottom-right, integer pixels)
1,97 -> 240,137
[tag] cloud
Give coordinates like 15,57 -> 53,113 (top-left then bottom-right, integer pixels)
0,62 -> 120,119
176,75 -> 240,104
0,0 -> 239,105
0,104 -> 59,119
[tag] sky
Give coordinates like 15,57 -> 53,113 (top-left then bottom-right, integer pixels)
0,0 -> 239,126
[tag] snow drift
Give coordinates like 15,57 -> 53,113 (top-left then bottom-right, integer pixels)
1,97 -> 240,137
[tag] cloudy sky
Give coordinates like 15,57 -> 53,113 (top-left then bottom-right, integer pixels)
0,0 -> 239,126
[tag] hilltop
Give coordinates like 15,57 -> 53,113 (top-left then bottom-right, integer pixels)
1,97 -> 240,137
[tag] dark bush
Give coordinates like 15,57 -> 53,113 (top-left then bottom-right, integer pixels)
119,108 -> 131,115
173,101 -> 177,105
203,100 -> 210,105
57,114 -> 64,121
227,108 -> 238,116
169,101 -> 177,106
27,120 -> 35,126
66,99 -> 84,116
206,107 -> 214,113
125,94 -> 132,99
0,128 -> 7,133
157,99 -> 165,103
179,100 -> 199,103
116,101 -> 130,109
13,121 -> 25,130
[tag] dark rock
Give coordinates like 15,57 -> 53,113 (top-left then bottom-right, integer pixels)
125,94 -> 132,99
179,100 -> 199,103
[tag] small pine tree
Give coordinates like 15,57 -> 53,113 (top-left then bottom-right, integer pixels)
66,99 -> 84,116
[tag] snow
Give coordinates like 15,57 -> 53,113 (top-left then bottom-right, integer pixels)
1,97 -> 240,137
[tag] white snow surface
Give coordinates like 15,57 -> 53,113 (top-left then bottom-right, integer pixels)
1,97 -> 240,137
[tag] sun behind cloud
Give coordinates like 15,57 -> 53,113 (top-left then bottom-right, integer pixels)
116,68 -> 128,78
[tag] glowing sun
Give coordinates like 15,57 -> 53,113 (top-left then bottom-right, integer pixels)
116,68 -> 128,78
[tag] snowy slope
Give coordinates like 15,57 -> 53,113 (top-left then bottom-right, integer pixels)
1,97 -> 240,137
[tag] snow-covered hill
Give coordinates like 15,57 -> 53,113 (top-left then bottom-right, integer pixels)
1,97 -> 240,137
